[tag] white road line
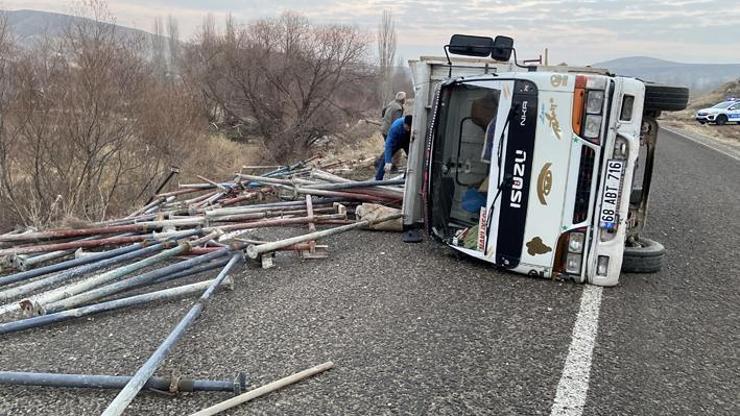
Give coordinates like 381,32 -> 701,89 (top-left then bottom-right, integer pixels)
550,285 -> 603,416
662,127 -> 740,162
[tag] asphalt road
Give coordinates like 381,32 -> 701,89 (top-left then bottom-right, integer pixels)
0,129 -> 737,415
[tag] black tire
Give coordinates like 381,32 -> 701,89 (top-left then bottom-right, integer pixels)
622,238 -> 665,273
715,115 -> 727,125
644,84 -> 689,112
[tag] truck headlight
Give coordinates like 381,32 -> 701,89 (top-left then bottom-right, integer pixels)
566,253 -> 582,274
584,115 -> 602,139
573,75 -> 607,145
586,90 -> 604,114
568,232 -> 585,253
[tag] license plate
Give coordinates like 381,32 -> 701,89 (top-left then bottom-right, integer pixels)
599,160 -> 624,230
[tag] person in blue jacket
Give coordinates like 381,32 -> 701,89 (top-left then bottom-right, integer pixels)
375,115 -> 412,180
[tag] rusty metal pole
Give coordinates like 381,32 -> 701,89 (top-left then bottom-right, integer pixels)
246,213 -> 402,260
303,178 -> 405,190
0,223 -> 172,243
145,166 -> 180,205
210,214 -> 347,234
0,229 -> 197,257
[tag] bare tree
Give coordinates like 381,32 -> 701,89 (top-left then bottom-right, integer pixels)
0,3 -> 205,227
202,13 -> 217,45
167,15 -> 180,73
183,12 -> 370,162
151,16 -> 167,77
377,10 -> 397,106
392,55 -> 413,99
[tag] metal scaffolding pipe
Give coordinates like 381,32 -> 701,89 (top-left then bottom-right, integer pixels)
0,277 -> 231,335
13,250 -> 75,271
310,169 -> 351,183
9,232 -> 126,270
312,169 -> 405,194
188,243 -> 324,255
18,231 -> 205,315
210,206 -> 336,223
204,198 -> 343,218
246,213 -> 403,259
210,213 -> 347,233
0,244 -> 143,288
0,243 -> 173,306
152,258 -> 231,282
0,229 -> 197,257
219,192 -> 260,207
236,174 -> 301,187
303,178 -> 405,191
0,223 -> 177,243
101,254 -> 243,416
145,166 -> 180,205
285,186 -> 399,203
0,371 -> 247,395
179,182 -> 236,190
42,248 -> 232,314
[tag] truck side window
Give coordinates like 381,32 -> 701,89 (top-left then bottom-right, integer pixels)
620,95 -> 634,121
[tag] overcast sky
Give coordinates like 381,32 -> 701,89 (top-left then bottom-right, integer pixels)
4,0 -> 740,65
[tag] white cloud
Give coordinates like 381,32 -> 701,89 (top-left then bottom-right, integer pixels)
3,0 -> 738,64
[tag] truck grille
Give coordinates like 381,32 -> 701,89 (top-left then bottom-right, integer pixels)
573,146 -> 595,223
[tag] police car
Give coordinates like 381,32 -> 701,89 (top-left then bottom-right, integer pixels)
696,98 -> 740,125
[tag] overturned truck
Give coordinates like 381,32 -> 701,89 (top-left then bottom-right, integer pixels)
402,35 -> 689,286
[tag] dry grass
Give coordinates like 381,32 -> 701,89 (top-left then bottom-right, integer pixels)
180,133 -> 265,182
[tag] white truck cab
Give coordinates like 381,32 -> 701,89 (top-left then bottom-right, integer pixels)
402,35 -> 689,286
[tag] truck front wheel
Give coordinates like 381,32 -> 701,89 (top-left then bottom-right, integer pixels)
622,238 -> 665,273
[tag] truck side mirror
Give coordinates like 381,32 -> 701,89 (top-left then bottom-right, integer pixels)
491,36 -> 514,61
448,34 -> 494,57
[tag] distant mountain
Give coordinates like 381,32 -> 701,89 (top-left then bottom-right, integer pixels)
593,56 -> 740,96
2,9 -> 161,48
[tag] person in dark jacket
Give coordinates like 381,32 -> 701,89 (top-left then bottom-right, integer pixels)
380,91 -> 406,139
375,115 -> 412,180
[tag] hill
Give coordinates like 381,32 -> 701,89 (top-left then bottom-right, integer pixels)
593,56 -> 740,96
686,78 -> 740,111
2,9 -> 161,48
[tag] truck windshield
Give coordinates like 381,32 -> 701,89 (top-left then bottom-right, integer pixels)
428,83 -> 501,243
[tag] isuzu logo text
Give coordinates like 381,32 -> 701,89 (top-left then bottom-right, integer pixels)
520,101 -> 528,126
510,150 -> 527,208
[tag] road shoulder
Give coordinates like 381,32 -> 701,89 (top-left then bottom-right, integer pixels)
661,125 -> 740,162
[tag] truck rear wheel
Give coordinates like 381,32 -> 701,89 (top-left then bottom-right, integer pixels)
622,238 -> 665,273
644,84 -> 689,112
